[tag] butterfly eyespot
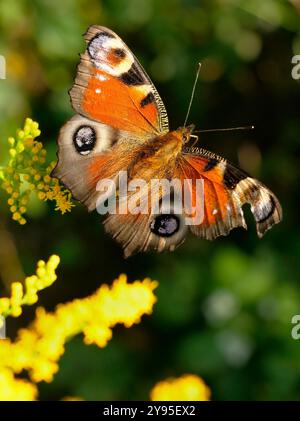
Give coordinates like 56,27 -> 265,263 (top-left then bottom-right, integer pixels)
150,214 -> 180,237
73,125 -> 96,155
113,48 -> 126,58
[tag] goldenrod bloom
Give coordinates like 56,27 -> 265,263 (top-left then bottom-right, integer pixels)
0,273 -> 158,397
0,255 -> 60,318
0,118 -> 74,224
0,369 -> 37,401
150,374 -> 211,401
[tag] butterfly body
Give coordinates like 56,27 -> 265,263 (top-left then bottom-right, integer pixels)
53,25 -> 282,257
127,128 -> 190,182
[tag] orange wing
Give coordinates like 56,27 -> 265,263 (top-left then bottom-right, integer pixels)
178,149 -> 282,239
70,25 -> 169,137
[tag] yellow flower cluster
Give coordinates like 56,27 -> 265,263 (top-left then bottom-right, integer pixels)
0,262 -> 209,401
0,118 -> 74,224
150,374 -> 211,401
0,255 -> 60,319
0,368 -> 38,401
0,274 -> 158,399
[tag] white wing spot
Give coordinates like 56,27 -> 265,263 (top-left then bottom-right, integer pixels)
212,209 -> 218,215
96,74 -> 108,82
95,88 -> 102,94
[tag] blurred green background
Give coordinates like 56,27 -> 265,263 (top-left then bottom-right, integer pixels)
0,0 -> 300,401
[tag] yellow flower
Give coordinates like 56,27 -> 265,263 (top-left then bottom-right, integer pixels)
83,324 -> 113,347
0,118 -> 74,224
150,374 -> 211,401
54,191 -> 75,214
0,369 -> 37,401
0,273 -> 158,398
0,255 -> 60,318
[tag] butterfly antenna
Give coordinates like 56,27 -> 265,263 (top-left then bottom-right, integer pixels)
183,62 -> 202,128
194,126 -> 255,134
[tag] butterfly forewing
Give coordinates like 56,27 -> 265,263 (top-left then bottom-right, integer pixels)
70,25 -> 169,136
180,149 -> 282,241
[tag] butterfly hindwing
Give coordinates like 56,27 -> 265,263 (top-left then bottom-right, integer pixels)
103,177 -> 188,258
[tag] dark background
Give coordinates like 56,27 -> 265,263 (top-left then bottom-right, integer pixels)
0,0 -> 300,400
